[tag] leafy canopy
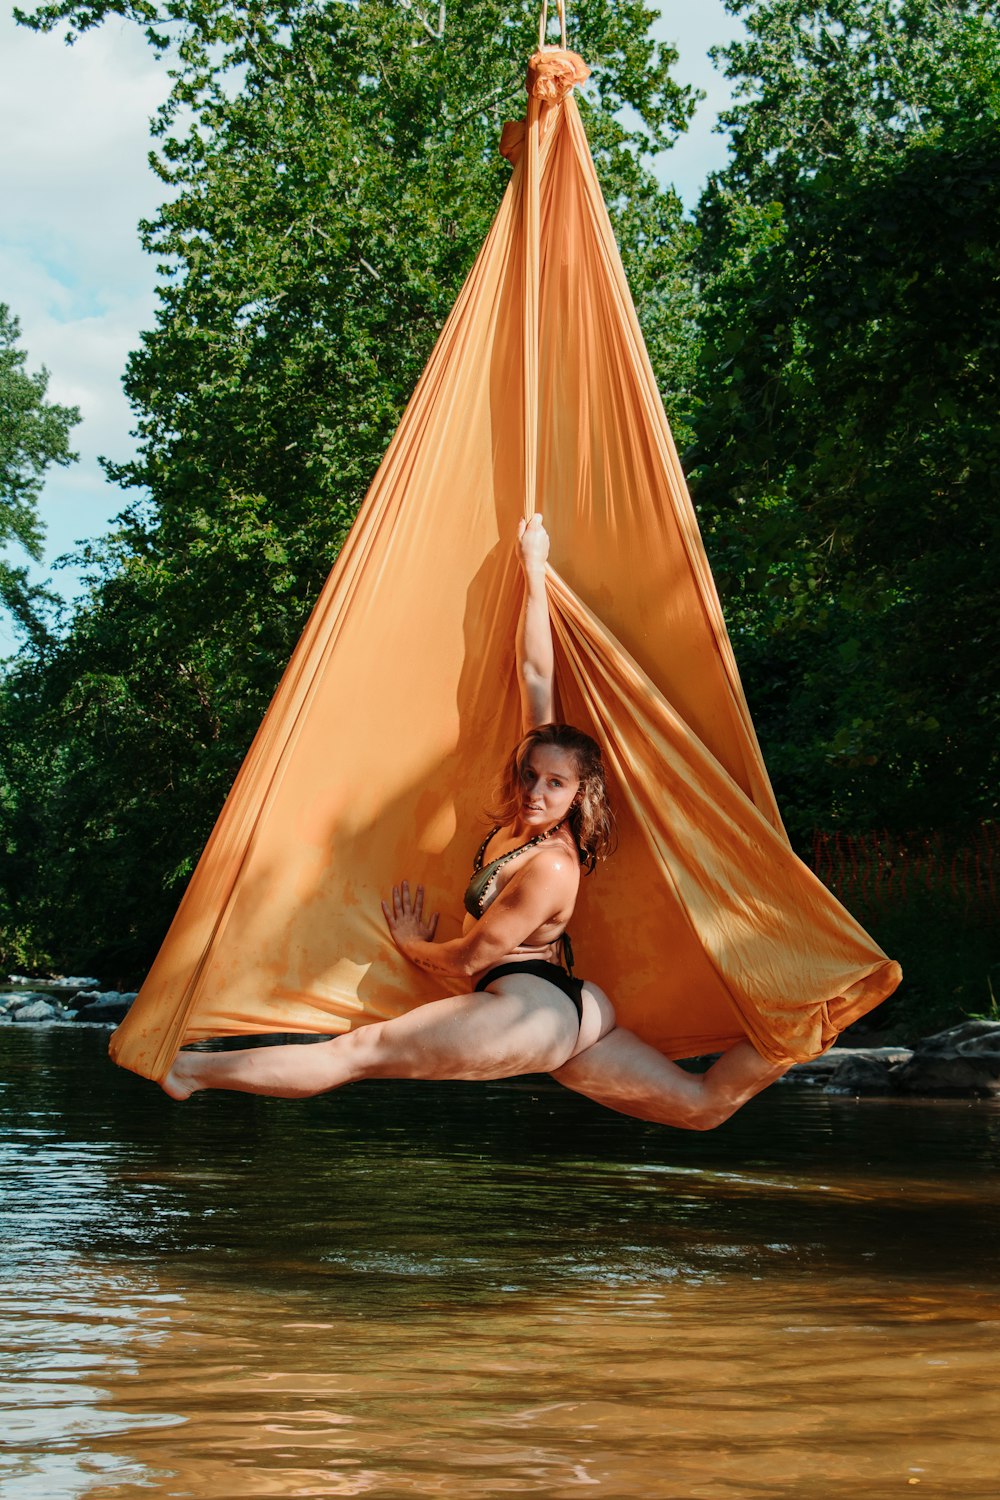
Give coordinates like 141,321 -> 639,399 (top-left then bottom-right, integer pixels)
688,0 -> 1000,836
0,305 -> 79,636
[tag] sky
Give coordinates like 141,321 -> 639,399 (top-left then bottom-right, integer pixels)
0,2 -> 743,649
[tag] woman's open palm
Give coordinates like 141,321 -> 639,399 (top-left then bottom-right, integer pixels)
382,880 -> 439,948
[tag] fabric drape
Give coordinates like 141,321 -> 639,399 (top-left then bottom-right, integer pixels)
110,48 -> 900,1082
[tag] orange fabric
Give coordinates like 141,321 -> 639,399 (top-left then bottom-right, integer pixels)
110,48 -> 900,1083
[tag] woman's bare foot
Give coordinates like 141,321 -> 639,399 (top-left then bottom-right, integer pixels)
161,1052 -> 204,1101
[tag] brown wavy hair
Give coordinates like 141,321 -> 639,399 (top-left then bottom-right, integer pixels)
489,723 -> 617,872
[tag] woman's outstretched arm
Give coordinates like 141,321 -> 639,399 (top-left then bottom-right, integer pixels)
517,514 -> 554,730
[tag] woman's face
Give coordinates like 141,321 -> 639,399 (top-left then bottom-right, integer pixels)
518,744 -> 581,832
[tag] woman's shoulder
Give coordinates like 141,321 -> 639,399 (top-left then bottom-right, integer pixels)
522,837 -> 582,886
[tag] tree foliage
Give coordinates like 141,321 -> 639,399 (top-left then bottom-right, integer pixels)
688,0 -> 1000,838
0,304 -> 79,635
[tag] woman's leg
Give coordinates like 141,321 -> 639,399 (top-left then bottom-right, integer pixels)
551,1027 -> 790,1131
163,979 -> 586,1101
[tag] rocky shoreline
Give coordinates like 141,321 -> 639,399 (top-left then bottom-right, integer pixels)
1,976 -> 137,1027
779,1020 -> 1000,1098
2,976 -> 999,1099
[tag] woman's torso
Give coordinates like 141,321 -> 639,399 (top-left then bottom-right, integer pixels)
461,823 -> 582,967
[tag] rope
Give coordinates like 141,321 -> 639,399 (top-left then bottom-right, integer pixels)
537,0 -> 567,50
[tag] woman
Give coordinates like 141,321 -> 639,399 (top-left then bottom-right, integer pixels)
162,516 -> 614,1100
163,517 -> 787,1127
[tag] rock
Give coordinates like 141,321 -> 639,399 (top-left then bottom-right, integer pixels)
787,1052 -> 843,1078
918,1019 -> 1000,1054
890,1054 -> 1000,1097
1,992 -> 53,1012
5,973 -> 100,990
954,1045 -> 1000,1067
74,991 -> 138,1024
885,1020 -> 1000,1097
11,1000 -> 60,1023
785,1046 -> 911,1086
785,1031 -> 1000,1098
824,1054 -> 894,1095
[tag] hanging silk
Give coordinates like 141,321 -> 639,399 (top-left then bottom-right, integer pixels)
110,46 -> 901,1082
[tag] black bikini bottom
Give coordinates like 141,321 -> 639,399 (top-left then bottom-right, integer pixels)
474,960 -> 584,1025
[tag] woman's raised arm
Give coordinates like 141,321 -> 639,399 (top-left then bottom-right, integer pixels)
516,514 -> 555,731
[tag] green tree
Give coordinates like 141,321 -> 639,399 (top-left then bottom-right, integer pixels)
2,0 -> 697,978
709,0 -> 998,197
0,304 -> 79,636
687,0 -> 1000,838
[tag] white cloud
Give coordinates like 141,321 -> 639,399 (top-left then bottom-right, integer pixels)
1,17 -> 168,278
0,11 -> 168,620
651,1 -> 743,204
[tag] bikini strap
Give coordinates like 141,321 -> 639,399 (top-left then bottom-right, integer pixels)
472,826 -> 502,873
479,827 -> 549,882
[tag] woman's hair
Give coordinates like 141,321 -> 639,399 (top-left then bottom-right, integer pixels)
489,723 -> 617,872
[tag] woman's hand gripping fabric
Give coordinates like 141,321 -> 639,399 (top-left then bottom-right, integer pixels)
517,512 -> 550,574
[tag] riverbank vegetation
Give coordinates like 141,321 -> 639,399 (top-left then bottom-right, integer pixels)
1,1 -> 997,1034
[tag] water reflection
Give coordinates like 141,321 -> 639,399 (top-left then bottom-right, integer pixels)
1,1027 -> 998,1498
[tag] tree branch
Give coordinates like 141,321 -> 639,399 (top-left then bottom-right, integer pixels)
397,0 -> 445,42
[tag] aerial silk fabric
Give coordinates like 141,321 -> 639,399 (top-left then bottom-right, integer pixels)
110,48 -> 901,1083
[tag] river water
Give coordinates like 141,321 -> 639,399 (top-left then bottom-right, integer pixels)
1,1026 -> 998,1499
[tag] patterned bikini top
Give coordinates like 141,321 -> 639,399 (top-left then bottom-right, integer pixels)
463,825 -> 555,918
463,822 -> 577,972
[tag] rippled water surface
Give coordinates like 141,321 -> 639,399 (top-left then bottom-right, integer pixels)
2,1027 -> 999,1498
